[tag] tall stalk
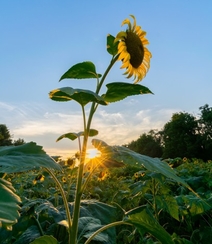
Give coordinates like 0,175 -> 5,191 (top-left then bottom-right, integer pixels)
70,55 -> 118,244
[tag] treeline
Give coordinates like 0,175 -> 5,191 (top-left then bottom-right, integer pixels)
0,124 -> 25,146
125,104 -> 212,161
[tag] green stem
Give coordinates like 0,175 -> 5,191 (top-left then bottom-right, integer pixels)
32,215 -> 45,236
70,55 -> 118,244
84,221 -> 132,244
45,168 -> 72,242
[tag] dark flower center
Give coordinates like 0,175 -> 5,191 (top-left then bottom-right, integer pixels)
125,31 -> 144,68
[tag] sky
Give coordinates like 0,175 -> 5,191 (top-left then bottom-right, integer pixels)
1,1 -> 212,158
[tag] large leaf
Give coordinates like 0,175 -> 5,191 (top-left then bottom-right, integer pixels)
30,235 -> 59,244
155,195 -> 179,221
107,34 -> 118,56
91,139 -> 191,190
124,206 -> 174,244
58,200 -> 116,244
0,142 -> 61,173
59,61 -> 101,81
0,178 -> 21,230
78,217 -> 108,243
56,129 -> 98,142
176,195 -> 212,216
103,82 -> 153,102
49,87 -> 107,106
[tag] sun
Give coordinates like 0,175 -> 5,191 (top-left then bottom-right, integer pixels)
86,148 -> 101,159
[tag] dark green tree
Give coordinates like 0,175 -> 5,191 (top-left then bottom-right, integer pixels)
13,138 -> 25,146
198,104 -> 212,160
161,112 -> 200,159
126,130 -> 163,158
0,124 -> 25,146
0,124 -> 13,146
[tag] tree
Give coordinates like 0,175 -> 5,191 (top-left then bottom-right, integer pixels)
0,124 -> 13,146
126,130 -> 163,158
0,124 -> 25,146
198,104 -> 212,160
161,112 -> 200,159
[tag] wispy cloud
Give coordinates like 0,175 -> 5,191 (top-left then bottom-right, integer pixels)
1,100 -> 179,158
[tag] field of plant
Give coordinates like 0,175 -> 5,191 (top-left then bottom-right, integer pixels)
0,154 -> 212,244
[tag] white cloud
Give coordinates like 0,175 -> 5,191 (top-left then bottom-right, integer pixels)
1,101 -> 180,158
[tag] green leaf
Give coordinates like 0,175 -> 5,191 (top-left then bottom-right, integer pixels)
56,129 -> 98,142
0,142 -> 61,173
103,82 -> 153,103
107,34 -> 118,56
91,139 -> 191,190
155,195 -> 179,221
59,61 -> 101,81
0,178 -> 21,230
78,217 -> 108,243
49,87 -> 107,106
176,195 -> 212,216
124,206 -> 174,244
29,235 -> 59,244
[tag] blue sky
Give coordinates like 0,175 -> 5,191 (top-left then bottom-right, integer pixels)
1,1 -> 212,158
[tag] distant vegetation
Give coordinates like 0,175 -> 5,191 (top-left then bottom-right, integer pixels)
0,124 -> 25,146
125,104 -> 212,161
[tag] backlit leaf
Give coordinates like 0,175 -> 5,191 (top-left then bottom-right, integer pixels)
56,129 -> 98,142
49,87 -> 107,106
59,61 -> 101,81
124,206 -> 174,244
107,34 -> 118,56
103,82 -> 153,102
29,235 -> 59,244
0,142 -> 61,173
0,178 -> 21,230
92,139 -> 191,190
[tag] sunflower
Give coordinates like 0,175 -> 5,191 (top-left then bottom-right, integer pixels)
115,15 -> 152,83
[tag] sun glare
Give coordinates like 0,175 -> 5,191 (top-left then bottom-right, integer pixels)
87,149 -> 101,159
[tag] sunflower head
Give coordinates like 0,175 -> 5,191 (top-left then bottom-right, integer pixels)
115,15 -> 152,83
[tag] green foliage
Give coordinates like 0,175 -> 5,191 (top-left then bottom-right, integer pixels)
56,129 -> 98,142
92,139 -> 190,190
49,87 -> 107,106
104,82 -> 153,103
0,178 -> 21,230
0,124 -> 13,146
162,112 -> 200,159
124,206 -> 174,244
126,130 -> 163,158
0,142 -> 61,173
59,61 -> 102,81
107,34 -> 118,56
30,235 -> 59,244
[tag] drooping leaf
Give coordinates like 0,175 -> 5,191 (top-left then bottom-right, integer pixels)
103,82 -> 153,102
0,178 -> 21,230
78,217 -> 108,243
60,200 -> 116,244
59,61 -> 101,81
49,87 -> 107,106
155,195 -> 179,221
107,34 -> 118,56
0,142 -> 61,173
29,235 -> 59,244
124,206 -> 174,244
56,129 -> 98,142
91,139 -> 191,190
176,195 -> 212,216
14,225 -> 41,244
